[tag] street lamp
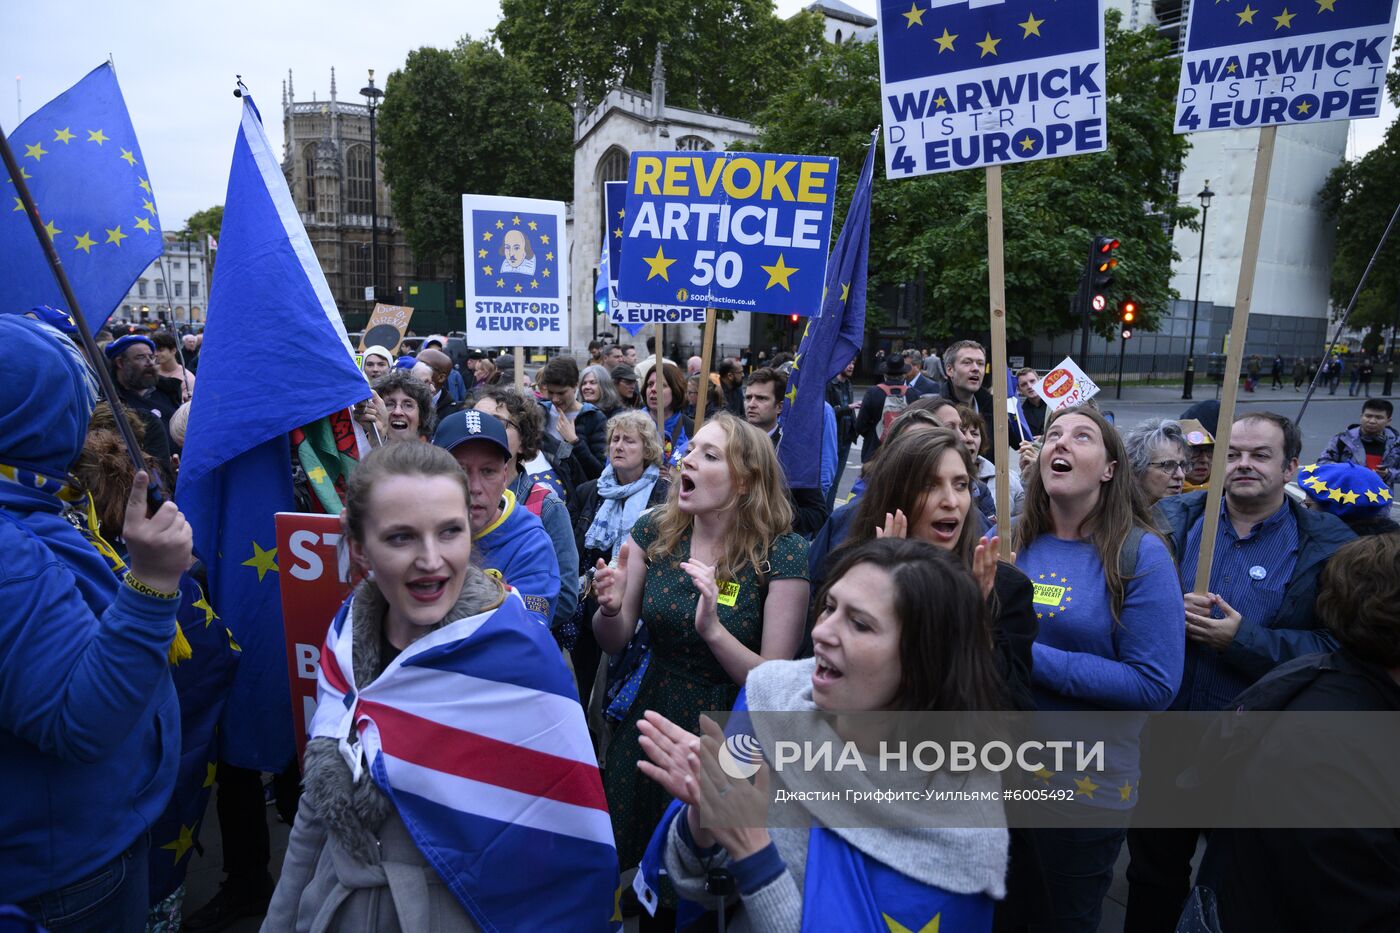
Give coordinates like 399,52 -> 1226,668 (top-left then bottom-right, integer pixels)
360,69 -> 384,307
1182,180 -> 1214,400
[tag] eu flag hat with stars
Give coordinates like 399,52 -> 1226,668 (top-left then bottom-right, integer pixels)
1298,462 -> 1393,519
1,63 -> 161,328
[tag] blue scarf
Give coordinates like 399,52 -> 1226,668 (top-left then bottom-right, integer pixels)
584,463 -> 659,558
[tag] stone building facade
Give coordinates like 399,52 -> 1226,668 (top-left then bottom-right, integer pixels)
281,69 -> 412,326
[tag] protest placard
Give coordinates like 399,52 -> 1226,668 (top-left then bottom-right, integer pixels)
1175,0 -> 1399,133
1036,356 -> 1101,411
461,195 -> 569,349
877,0 -> 1106,178
275,512 -> 355,763
358,302 -> 414,353
604,180 -> 707,334
615,151 -> 837,316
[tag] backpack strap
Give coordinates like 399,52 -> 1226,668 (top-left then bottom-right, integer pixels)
524,482 -> 550,517
1118,525 -> 1146,580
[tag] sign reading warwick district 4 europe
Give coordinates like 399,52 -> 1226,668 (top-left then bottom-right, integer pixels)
1176,0 -> 1399,133
877,0 -> 1107,178
604,180 -> 706,328
615,152 -> 838,316
461,195 -> 570,347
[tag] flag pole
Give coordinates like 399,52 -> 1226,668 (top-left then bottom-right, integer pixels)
693,310 -> 717,433
0,122 -> 155,493
1193,125 -> 1277,594
985,165 -> 1011,559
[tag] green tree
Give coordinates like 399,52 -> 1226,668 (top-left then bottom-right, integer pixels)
1320,38 -> 1400,336
752,10 -> 1192,341
376,39 -> 573,270
178,205 -> 223,243
493,0 -> 824,118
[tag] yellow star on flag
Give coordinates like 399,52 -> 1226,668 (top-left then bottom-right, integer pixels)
12,196 -> 23,212
1273,7 -> 1295,27
1341,490 -> 1359,505
307,466 -> 328,483
530,279 -> 539,289
617,207 -> 626,218
786,385 -> 797,405
495,219 -> 504,229
24,141 -> 47,161
483,265 -> 494,276
542,268 -> 551,277
105,225 -> 127,246
1327,487 -> 1344,502
1033,767 -> 1053,782
1301,463 -> 1317,473
511,215 -> 521,225
138,176 -> 152,193
8,167 -> 32,182
54,127 -> 75,144
761,252 -> 799,290
528,220 -> 538,230
204,761 -> 218,787
614,227 -> 623,238
1226,62 -> 1238,73
544,251 -> 554,261
643,245 -> 677,281
883,910 -> 940,933
514,282 -> 523,293
192,595 -> 218,628
612,883 -> 625,923
1073,775 -> 1100,798
161,825 -> 195,863
134,217 -> 155,234
934,28 -> 957,52
1237,4 -> 1258,24
87,128 -> 108,145
1315,0 -> 1336,10
482,231 -> 493,241
1364,490 -> 1379,503
902,2 -> 925,27
120,148 -> 137,166
1019,135 -> 1037,152
242,541 -> 278,581
1019,12 -> 1045,37
540,234 -> 550,244
477,248 -> 487,258
840,282 -> 850,302
933,93 -> 949,108
976,32 -> 1002,57
73,232 -> 96,254
1380,488 -> 1393,501
1119,782 -> 1134,802
496,278 -> 505,287
44,219 -> 61,239
1296,100 -> 1312,114
142,199 -> 156,215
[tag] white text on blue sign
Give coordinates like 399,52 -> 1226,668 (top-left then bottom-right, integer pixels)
877,0 -> 1107,177
615,152 -> 837,316
1174,0 -> 1399,133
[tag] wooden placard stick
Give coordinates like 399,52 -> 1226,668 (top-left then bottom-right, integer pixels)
1193,125 -> 1278,594
985,165 -> 1012,560
693,310 -> 717,433
513,345 -> 524,392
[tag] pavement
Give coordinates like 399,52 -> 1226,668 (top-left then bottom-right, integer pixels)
179,379 -> 1391,931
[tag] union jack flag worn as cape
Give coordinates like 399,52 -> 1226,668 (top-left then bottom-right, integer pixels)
309,588 -> 619,931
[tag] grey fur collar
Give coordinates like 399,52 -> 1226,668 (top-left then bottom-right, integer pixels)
301,570 -> 506,866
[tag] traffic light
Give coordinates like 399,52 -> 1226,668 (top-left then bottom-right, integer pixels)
1089,236 -> 1119,310
1120,298 -> 1136,340
789,314 -> 800,325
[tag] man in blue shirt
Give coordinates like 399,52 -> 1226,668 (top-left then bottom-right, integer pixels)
1125,411 -> 1354,933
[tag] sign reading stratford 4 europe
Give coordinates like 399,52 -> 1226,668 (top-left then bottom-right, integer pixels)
1176,0 -> 1399,132
461,194 -> 569,347
877,0 -> 1107,177
605,180 -> 706,329
615,151 -> 838,316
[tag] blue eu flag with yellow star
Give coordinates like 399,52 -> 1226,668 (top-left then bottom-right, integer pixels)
776,133 -> 876,491
177,87 -> 368,770
1,63 -> 161,327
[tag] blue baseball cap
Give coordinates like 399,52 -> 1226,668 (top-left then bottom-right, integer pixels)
104,333 -> 156,360
433,409 -> 511,461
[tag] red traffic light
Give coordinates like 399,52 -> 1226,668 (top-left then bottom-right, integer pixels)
789,314 -> 799,324
1098,237 -> 1120,254
1121,300 -> 1137,323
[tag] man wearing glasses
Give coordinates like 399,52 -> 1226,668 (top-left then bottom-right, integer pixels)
1124,418 -> 1190,507
105,334 -> 180,481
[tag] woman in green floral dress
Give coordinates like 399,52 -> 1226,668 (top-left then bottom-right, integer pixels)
592,413 -> 810,874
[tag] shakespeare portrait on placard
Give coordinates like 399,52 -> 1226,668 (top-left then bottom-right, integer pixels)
499,229 -> 537,276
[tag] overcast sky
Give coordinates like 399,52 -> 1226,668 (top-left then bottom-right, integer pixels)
3,0 -> 1392,231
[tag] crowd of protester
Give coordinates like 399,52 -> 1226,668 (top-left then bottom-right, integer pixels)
4,318 -> 1398,933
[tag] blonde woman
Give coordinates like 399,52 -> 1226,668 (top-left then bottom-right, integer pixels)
592,413 -> 809,876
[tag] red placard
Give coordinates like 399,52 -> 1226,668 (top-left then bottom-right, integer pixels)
276,512 -> 357,763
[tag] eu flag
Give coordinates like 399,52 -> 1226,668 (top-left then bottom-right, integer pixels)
1186,0 -> 1395,53
1,63 -> 161,327
776,134 -> 876,490
176,88 -> 368,770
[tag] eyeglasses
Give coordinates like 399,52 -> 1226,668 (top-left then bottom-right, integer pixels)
127,353 -> 156,365
1149,460 -> 1189,475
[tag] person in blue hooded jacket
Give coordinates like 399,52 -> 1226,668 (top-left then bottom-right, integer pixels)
433,409 -> 561,627
1,314 -> 195,931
